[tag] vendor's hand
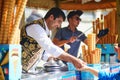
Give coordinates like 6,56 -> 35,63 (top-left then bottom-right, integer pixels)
69,36 -> 77,43
77,65 -> 89,71
73,59 -> 87,70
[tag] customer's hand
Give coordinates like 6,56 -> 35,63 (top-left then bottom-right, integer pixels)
78,64 -> 99,77
114,45 -> 120,60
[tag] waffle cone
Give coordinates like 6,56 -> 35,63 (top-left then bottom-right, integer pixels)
0,0 -> 8,43
0,67 -> 5,80
3,0 -> 15,44
9,0 -> 28,44
1,52 -> 9,66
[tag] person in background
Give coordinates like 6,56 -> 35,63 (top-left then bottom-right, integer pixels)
53,10 -> 87,57
20,7 -> 86,71
53,10 -> 109,58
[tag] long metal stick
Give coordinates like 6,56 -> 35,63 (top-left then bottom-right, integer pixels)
77,26 -> 93,38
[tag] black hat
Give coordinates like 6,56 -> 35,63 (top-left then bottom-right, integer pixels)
67,10 -> 83,20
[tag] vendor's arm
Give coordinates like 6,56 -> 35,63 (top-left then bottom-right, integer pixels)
53,38 -> 69,47
53,36 -> 77,47
58,52 -> 86,69
53,28 -> 77,47
26,24 -> 86,68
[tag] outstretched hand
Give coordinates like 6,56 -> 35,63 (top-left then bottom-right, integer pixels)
77,64 -> 89,71
72,59 -> 87,70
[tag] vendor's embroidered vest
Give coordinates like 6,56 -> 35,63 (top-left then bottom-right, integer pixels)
20,18 -> 46,71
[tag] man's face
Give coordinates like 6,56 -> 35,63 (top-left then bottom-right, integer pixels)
70,15 -> 81,27
48,15 -> 63,30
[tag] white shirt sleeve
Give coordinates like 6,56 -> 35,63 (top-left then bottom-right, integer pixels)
42,51 -> 52,61
26,24 -> 64,58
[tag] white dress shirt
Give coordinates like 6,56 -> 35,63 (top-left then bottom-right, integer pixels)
26,20 -> 64,61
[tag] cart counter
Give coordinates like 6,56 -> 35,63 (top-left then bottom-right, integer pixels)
21,71 -> 81,80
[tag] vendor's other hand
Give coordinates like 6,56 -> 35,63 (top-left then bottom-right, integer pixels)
69,36 -> 77,43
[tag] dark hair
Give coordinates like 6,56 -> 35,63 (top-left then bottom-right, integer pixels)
67,10 -> 83,20
44,7 -> 66,21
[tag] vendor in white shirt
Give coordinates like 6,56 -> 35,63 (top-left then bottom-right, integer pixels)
20,7 -> 86,71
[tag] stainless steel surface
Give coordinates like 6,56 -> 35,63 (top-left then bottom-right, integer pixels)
21,70 -> 71,80
77,27 -> 92,38
43,59 -> 68,72
44,66 -> 68,72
